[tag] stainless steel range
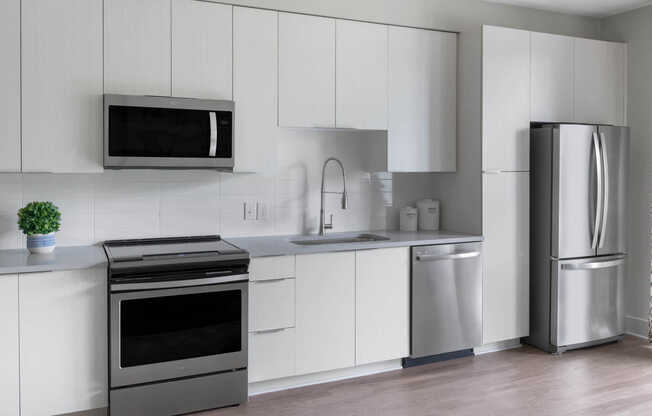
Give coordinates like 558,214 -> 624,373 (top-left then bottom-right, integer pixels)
104,236 -> 249,416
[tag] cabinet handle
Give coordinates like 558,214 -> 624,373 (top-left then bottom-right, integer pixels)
252,277 -> 291,284
253,328 -> 287,334
415,251 -> 480,262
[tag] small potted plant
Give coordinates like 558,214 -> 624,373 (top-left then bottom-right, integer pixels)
18,201 -> 61,254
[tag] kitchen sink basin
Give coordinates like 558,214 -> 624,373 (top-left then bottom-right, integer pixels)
290,234 -> 390,246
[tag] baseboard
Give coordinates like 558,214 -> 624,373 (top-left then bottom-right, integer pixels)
473,338 -> 522,355
625,315 -> 649,339
248,359 -> 402,396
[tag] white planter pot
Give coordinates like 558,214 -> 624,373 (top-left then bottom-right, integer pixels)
26,232 -> 56,254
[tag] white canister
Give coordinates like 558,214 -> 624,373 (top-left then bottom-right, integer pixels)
399,206 -> 418,232
417,199 -> 440,231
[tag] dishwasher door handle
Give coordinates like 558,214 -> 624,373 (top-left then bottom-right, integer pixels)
415,251 -> 481,262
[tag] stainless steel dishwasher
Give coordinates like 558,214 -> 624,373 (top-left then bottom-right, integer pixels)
409,242 -> 483,360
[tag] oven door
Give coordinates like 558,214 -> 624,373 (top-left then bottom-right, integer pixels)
110,281 -> 247,388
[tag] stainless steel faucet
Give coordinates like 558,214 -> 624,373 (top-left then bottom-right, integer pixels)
319,157 -> 348,236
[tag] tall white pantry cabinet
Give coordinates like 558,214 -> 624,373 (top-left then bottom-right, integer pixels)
482,25 -> 627,345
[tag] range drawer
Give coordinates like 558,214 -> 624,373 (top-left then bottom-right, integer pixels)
249,256 -> 295,281
249,278 -> 295,331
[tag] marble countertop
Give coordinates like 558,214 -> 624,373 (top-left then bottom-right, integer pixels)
0,230 -> 482,274
228,230 -> 483,258
0,245 -> 108,275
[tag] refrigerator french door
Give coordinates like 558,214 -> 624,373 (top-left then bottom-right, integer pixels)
529,123 -> 629,353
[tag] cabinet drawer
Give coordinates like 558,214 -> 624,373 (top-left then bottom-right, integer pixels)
248,328 -> 295,383
249,279 -> 295,331
249,256 -> 295,281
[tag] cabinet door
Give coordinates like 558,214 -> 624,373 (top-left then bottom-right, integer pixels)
355,248 -> 409,365
104,0 -> 171,95
278,13 -> 335,128
482,172 -> 530,344
233,7 -> 278,172
0,0 -> 20,172
574,38 -> 626,126
21,0 -> 103,173
0,274 -> 19,416
388,27 -> 457,172
531,32 -> 574,123
19,268 -> 107,416
482,25 -> 530,171
336,20 -> 388,130
295,252 -> 355,375
172,0 -> 232,99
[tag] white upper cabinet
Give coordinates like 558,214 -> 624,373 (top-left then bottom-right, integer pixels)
172,0 -> 232,99
335,20 -> 388,130
574,38 -> 627,126
19,268 -> 107,416
388,26 -> 457,172
482,25 -> 530,172
531,32 -> 574,123
279,13 -> 335,128
0,274 -> 19,416
482,172 -> 530,344
21,0 -> 103,173
104,0 -> 171,95
355,248 -> 409,365
295,252 -> 355,375
233,7 -> 278,172
0,0 -> 20,172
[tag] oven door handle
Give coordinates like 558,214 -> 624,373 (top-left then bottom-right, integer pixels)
110,273 -> 249,292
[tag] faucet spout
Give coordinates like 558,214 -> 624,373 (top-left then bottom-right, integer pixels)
319,157 -> 347,236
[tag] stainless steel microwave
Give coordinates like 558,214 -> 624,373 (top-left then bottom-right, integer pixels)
103,94 -> 234,169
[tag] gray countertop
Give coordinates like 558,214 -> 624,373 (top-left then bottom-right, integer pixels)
0,245 -> 108,275
0,230 -> 482,274
228,230 -> 483,258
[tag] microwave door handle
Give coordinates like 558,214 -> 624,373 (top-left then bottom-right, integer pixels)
209,111 -> 217,157
599,132 -> 609,248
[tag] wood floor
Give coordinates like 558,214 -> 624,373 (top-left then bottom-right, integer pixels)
197,336 -> 652,416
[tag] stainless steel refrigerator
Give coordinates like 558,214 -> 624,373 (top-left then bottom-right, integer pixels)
528,123 -> 629,353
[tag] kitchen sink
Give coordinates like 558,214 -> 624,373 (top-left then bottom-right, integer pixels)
290,233 -> 390,246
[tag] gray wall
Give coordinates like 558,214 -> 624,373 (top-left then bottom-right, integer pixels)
223,0 -> 602,234
601,6 -> 652,334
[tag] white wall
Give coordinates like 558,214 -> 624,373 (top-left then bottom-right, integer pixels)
0,0 -> 602,247
601,6 -> 652,336
0,130 -> 395,248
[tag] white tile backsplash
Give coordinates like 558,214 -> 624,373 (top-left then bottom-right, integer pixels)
0,131 -> 440,246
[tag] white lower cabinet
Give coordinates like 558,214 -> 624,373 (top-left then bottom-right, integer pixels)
482,172 -> 530,344
19,268 -> 108,416
250,278 -> 295,331
0,274 -> 19,416
355,248 -> 410,365
295,252 -> 355,375
249,328 -> 296,383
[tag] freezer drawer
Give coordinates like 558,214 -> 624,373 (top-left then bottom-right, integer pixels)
411,243 -> 482,358
551,255 -> 625,347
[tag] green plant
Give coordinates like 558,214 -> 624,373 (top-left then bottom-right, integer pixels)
17,201 -> 61,236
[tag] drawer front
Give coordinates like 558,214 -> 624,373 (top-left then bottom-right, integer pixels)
248,328 -> 295,382
249,256 -> 295,281
250,278 -> 295,331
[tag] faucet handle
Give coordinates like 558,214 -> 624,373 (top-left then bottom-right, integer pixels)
324,214 -> 334,230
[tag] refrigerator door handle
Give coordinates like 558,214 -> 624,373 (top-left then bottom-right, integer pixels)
599,132 -> 609,248
591,132 -> 603,250
561,256 -> 625,270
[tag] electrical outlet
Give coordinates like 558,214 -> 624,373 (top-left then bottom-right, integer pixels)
256,202 -> 268,220
243,202 -> 257,221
